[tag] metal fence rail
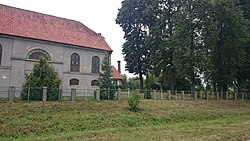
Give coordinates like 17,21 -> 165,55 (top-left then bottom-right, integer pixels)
0,86 -> 249,102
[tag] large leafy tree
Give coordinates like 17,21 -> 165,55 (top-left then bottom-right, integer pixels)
209,0 -> 249,94
173,0 -> 249,94
98,56 -> 116,100
236,0 -> 250,93
117,0 -> 249,94
173,0 -> 210,93
21,58 -> 62,101
116,0 -> 152,92
146,0 -> 180,93
240,0 -> 250,19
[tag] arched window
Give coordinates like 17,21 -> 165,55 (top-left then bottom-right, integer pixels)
70,79 -> 79,85
70,53 -> 80,72
0,44 -> 2,66
27,49 -> 51,61
92,56 -> 100,73
91,80 -> 99,86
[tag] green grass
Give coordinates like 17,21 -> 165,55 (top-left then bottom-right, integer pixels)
60,96 -> 96,101
0,100 -> 250,140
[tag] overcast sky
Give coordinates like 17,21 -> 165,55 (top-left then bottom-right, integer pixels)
0,0 -> 135,77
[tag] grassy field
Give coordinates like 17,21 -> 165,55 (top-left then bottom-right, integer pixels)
0,100 -> 250,141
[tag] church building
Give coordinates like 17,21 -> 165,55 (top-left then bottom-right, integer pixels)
0,4 -> 120,96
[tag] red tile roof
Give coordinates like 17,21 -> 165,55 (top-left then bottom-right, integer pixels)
111,66 -> 124,80
0,4 -> 112,51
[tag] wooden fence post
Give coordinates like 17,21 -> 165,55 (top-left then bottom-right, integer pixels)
58,87 -> 61,101
153,89 -> 157,100
8,86 -> 15,102
160,89 -> 163,100
96,89 -> 100,101
211,92 -> 214,100
181,91 -> 184,100
27,85 -> 31,101
168,90 -> 171,100
71,88 -> 76,102
194,91 -> 198,100
216,92 -> 219,100
43,87 -> 47,102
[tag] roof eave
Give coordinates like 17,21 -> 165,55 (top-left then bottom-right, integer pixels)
0,33 -> 113,52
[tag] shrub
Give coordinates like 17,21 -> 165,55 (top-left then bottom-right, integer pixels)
100,88 -> 116,100
21,58 -> 61,101
98,56 -> 116,100
127,93 -> 140,111
144,89 -> 152,99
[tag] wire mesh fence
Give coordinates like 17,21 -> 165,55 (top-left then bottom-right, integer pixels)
61,88 -> 96,101
0,86 -> 249,102
0,87 -> 9,101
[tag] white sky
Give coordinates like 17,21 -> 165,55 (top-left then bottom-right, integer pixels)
0,0 -> 135,78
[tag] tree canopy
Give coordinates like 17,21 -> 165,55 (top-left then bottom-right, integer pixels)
116,0 -> 152,91
117,0 -> 250,93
